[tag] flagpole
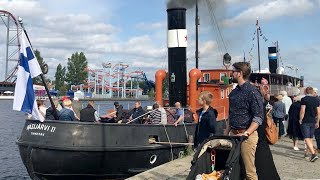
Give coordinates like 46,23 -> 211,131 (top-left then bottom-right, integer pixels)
256,17 -> 261,72
19,20 -> 59,120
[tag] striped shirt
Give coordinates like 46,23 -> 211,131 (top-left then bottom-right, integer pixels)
149,109 -> 161,124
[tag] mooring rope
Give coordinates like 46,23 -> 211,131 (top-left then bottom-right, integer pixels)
162,124 -> 174,161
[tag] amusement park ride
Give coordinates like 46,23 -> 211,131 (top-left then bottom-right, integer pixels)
0,10 -> 155,98
0,10 -> 21,95
71,62 -> 155,98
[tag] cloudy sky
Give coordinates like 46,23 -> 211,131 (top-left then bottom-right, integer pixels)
0,0 -> 320,89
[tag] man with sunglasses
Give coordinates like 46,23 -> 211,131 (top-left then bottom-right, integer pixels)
225,62 -> 263,180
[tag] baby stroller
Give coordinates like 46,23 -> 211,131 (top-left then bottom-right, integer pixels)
187,136 -> 246,180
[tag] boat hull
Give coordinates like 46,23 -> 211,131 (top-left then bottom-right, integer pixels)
16,120 -> 196,179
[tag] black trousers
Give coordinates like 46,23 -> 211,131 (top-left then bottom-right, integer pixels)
273,117 -> 284,137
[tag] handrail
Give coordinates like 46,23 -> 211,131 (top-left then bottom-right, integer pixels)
126,108 -> 159,124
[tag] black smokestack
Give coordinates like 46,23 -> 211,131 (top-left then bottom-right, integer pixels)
268,47 -> 278,73
167,0 -> 196,9
167,8 -> 187,107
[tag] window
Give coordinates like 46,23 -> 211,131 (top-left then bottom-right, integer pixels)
221,89 -> 225,99
203,73 -> 210,82
226,88 -> 230,98
220,73 -> 227,82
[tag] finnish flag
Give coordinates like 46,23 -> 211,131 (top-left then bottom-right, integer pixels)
13,31 -> 44,122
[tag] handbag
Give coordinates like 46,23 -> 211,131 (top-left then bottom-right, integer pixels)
265,109 -> 278,145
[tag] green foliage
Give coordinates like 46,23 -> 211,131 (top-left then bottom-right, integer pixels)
148,88 -> 155,97
58,85 -> 68,96
65,52 -> 88,87
54,64 -> 66,91
32,49 -> 47,85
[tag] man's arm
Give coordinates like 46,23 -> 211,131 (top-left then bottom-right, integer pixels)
244,122 -> 260,136
300,105 -> 306,124
116,107 -> 123,121
241,90 -> 263,136
316,106 -> 320,129
94,111 -> 100,122
174,114 -> 184,126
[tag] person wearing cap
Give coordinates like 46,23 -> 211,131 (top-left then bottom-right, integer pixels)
113,102 -> 124,123
60,96 -> 69,108
101,102 -> 125,123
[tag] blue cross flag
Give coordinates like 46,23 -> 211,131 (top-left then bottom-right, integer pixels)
13,31 -> 44,121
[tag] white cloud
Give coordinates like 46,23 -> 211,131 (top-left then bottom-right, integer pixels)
0,0 -> 46,20
224,0 -> 316,27
135,22 -> 166,31
44,14 -> 119,35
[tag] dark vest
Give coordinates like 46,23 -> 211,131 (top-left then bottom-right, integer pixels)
80,105 -> 96,122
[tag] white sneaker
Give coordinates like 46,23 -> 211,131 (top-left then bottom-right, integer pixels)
293,147 -> 300,151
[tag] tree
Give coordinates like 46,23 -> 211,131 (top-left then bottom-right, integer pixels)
54,64 -> 66,91
33,49 -> 47,84
65,52 -> 88,87
58,85 -> 68,96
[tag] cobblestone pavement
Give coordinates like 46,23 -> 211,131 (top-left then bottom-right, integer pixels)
270,137 -> 320,180
127,137 -> 320,180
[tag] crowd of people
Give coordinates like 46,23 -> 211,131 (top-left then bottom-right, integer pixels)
33,61 -> 320,180
36,97 -> 197,126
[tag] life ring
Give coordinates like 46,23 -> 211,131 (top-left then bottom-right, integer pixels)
262,84 -> 270,93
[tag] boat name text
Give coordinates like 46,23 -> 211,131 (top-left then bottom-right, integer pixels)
26,123 -> 56,133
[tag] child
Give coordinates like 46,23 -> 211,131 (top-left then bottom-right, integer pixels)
194,91 -> 217,148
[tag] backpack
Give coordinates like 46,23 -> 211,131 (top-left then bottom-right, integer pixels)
265,109 -> 278,145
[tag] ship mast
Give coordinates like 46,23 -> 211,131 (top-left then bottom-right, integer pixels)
256,17 -> 261,72
195,0 -> 199,68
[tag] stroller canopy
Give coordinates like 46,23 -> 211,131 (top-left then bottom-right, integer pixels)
187,136 -> 246,180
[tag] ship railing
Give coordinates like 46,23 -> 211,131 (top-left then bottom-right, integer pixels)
36,96 -> 48,100
91,101 -> 153,116
269,84 -> 300,96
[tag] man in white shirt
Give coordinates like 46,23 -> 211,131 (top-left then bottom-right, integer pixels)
155,101 -> 167,124
280,91 -> 292,135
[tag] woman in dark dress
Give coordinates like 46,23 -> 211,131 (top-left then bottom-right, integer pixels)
255,93 -> 280,180
287,95 -> 304,150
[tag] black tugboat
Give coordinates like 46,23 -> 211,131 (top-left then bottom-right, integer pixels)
17,121 -> 195,179
16,7 -> 197,180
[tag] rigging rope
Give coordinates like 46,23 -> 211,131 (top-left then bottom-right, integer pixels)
205,0 -> 228,58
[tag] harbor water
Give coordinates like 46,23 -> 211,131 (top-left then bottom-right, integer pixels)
0,99 -> 153,179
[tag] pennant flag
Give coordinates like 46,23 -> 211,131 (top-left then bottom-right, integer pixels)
13,31 -> 44,122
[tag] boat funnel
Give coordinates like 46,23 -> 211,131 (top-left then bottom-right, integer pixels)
167,8 -> 187,106
268,46 -> 278,73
